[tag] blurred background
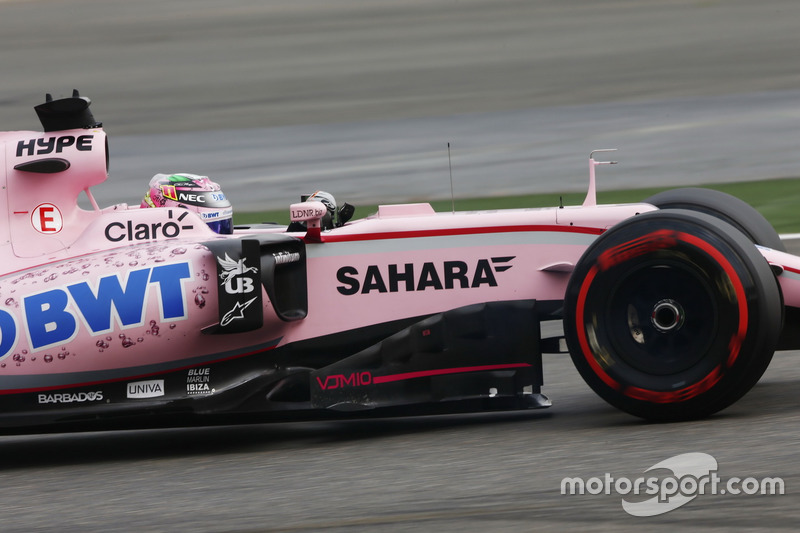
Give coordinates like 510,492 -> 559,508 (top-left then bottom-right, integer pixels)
3,0 -> 800,212
3,3 -> 800,531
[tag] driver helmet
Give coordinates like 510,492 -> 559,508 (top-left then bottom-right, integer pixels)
305,190 -> 337,229
142,173 -> 233,234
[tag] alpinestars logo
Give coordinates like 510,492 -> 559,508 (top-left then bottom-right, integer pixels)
221,297 -> 258,326
336,257 -> 514,295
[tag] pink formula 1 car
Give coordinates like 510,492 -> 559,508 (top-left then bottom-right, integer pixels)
1,92 -> 798,432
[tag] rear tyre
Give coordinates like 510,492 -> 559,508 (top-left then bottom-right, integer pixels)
645,187 -> 785,251
563,210 -> 781,421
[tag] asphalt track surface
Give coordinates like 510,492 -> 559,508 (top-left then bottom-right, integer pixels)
2,0 -> 800,531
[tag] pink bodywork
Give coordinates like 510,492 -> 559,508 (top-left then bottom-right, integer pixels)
2,127 -> 799,392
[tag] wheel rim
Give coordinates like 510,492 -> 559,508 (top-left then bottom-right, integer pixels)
602,259 -> 729,377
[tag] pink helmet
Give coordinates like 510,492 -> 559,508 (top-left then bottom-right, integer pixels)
142,173 -> 233,234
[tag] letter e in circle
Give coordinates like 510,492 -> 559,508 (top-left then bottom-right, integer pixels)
31,203 -> 63,234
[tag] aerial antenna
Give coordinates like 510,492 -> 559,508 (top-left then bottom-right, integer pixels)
448,142 -> 455,214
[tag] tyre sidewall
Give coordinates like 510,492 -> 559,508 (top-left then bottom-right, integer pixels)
564,210 -> 781,420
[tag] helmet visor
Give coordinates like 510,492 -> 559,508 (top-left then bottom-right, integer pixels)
206,218 -> 233,234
